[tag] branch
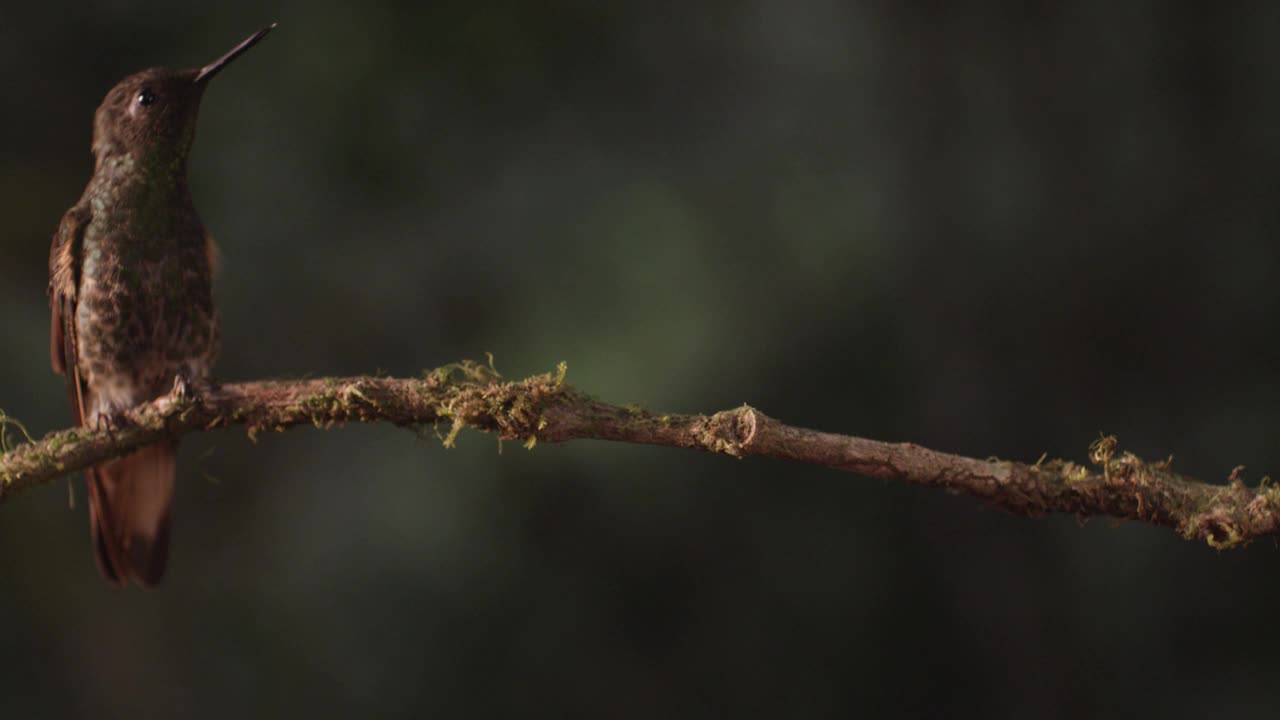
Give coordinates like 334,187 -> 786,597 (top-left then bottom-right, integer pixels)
2,360 -> 1276,548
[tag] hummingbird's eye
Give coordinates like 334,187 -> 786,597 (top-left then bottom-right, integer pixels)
137,89 -> 158,107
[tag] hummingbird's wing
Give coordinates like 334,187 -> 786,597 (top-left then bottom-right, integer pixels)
49,204 -> 90,426
206,230 -> 222,276
50,206 -> 131,587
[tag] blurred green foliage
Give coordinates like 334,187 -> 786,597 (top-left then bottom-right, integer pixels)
3,1 -> 1280,716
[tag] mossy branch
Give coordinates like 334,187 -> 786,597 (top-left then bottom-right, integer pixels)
2,360 -> 1278,549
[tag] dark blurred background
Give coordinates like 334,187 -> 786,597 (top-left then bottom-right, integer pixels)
3,1 -> 1280,717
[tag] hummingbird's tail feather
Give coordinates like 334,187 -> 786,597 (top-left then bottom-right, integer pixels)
88,441 -> 176,587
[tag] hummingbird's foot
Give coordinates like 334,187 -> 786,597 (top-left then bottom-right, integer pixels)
93,409 -> 129,438
170,371 -> 216,403
171,373 -> 191,402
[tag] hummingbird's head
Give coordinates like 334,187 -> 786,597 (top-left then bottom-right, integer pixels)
91,25 -> 275,174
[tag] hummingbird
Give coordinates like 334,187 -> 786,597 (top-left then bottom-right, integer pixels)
48,25 -> 274,586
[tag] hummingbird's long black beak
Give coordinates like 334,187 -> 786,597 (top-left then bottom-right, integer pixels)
194,24 -> 276,84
